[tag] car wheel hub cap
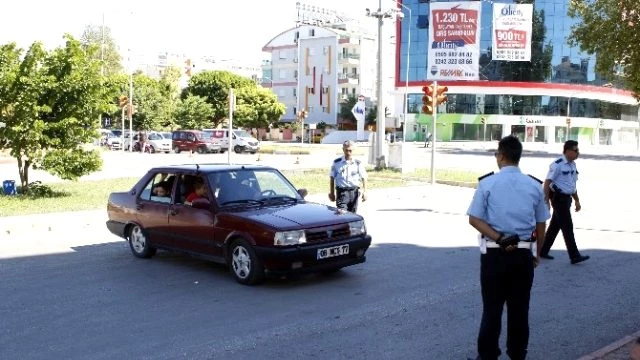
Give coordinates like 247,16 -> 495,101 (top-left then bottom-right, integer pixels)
131,227 -> 145,252
232,247 -> 251,279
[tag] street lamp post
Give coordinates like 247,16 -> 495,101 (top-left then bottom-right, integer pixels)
366,1 -> 404,168
396,2 -> 411,144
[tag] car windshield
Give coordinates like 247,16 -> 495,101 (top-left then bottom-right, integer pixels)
233,130 -> 252,138
161,132 -> 172,139
209,168 -> 301,206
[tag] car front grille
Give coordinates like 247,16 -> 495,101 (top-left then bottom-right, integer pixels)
305,225 -> 350,243
249,142 -> 258,146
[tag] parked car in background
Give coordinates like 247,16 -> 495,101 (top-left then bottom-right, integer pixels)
172,130 -> 221,154
106,164 -> 372,285
202,128 -> 260,154
124,131 -> 172,153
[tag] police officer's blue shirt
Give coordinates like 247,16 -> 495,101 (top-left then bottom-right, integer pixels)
467,166 -> 550,240
546,155 -> 578,194
330,156 -> 367,189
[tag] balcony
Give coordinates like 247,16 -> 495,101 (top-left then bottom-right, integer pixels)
338,73 -> 359,85
338,53 -> 360,65
338,35 -> 359,45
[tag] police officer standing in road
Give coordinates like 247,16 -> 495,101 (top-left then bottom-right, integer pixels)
467,136 -> 550,360
329,140 -> 367,213
539,140 -> 590,264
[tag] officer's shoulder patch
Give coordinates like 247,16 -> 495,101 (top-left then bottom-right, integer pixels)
333,157 -> 342,163
554,158 -> 563,164
478,171 -> 494,181
527,174 -> 543,184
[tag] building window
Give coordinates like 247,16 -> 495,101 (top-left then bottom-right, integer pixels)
352,88 -> 356,95
293,88 -> 297,97
322,87 -> 329,94
309,29 -> 315,37
322,106 -> 328,113
294,70 -> 298,79
295,31 -> 299,40
307,87 -> 314,94
341,88 -> 348,95
279,50 -> 287,59
279,69 -> 287,79
293,107 -> 297,115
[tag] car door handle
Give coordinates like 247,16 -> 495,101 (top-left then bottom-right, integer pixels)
169,209 -> 178,216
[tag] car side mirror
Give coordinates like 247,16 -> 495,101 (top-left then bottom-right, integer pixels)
297,188 -> 308,199
191,198 -> 211,210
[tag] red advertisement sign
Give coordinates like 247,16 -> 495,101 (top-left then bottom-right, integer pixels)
494,29 -> 527,49
432,7 -> 479,45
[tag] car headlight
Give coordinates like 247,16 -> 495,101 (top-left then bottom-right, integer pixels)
274,230 -> 307,246
349,220 -> 366,236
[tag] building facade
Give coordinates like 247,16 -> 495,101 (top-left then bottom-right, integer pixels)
262,23 -> 379,125
393,0 -> 639,146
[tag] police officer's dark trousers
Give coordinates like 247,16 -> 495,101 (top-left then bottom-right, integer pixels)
540,192 -> 579,259
478,248 -> 534,360
336,187 -> 359,213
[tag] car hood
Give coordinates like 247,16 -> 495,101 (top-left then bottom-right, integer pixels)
228,201 -> 361,229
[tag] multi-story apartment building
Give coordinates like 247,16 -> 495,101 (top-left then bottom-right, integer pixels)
140,53 -> 261,87
262,23 -> 378,125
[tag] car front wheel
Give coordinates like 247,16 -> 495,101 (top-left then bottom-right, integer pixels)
229,239 -> 264,285
173,146 -> 180,154
128,224 -> 156,258
234,145 -> 243,154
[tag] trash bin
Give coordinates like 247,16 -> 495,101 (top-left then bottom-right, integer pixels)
2,180 -> 16,195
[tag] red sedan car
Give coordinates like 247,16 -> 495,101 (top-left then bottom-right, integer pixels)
106,164 -> 372,285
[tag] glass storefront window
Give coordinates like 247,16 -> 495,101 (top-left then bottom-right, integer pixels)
406,93 -> 635,120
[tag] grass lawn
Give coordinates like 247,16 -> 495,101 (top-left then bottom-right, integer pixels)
0,167 -> 482,217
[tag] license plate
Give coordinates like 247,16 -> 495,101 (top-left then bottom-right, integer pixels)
317,244 -> 349,259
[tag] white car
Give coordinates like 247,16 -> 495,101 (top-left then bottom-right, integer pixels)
124,132 -> 172,153
202,128 -> 260,154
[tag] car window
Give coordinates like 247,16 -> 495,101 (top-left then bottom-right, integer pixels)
176,174 -> 209,205
210,169 -> 299,206
234,130 -> 251,138
148,133 -> 161,140
253,170 -> 299,198
139,172 -> 175,204
187,133 -> 195,141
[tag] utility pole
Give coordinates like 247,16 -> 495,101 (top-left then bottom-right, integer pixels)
375,0 -> 386,168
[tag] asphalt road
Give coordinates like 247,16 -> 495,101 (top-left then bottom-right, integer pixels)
1,183 -> 638,360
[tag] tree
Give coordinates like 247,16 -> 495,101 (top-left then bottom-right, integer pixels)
568,0 -> 640,97
182,71 -> 256,126
80,24 -> 122,76
158,66 -> 182,129
130,73 -> 171,130
366,106 -> 377,126
0,35 -> 104,191
174,95 -> 214,129
338,95 -> 357,125
234,86 -> 286,129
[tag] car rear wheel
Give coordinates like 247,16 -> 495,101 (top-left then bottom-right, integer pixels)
173,146 -> 180,154
229,239 -> 265,285
128,224 -> 156,258
197,147 -> 206,154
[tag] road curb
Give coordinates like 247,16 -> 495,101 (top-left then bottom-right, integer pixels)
577,329 -> 640,360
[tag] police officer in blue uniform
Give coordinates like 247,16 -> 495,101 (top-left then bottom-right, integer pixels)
467,136 -> 550,360
329,140 -> 367,213
539,140 -> 590,264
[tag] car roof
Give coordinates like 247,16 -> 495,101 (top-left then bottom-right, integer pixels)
149,163 -> 276,173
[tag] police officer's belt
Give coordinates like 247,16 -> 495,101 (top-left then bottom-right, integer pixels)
336,187 -> 358,191
486,242 -> 533,249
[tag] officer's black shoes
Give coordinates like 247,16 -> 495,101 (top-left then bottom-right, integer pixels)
571,255 -> 590,264
540,253 -> 554,260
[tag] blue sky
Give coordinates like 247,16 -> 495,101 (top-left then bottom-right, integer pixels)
1,0 -> 381,64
